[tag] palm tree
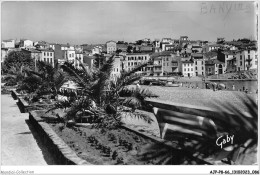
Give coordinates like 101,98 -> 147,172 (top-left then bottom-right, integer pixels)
50,55 -> 158,128
3,64 -> 29,87
19,61 -> 67,101
139,95 -> 257,165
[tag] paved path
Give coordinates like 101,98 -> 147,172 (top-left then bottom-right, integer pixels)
1,94 -> 56,165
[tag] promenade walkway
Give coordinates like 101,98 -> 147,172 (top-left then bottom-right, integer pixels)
1,94 -> 56,165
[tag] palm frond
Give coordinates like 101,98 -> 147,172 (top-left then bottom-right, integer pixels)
139,94 -> 257,164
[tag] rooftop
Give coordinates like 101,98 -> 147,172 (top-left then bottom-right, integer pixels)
22,48 -> 41,53
191,53 -> 203,57
36,48 -> 54,52
126,53 -> 149,56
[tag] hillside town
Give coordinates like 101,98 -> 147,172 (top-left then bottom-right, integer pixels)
1,1 -> 258,170
1,36 -> 258,80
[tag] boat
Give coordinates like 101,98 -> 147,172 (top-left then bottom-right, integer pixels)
165,80 -> 181,87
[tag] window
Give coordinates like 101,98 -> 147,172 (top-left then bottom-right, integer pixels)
50,53 -> 52,56
163,63 -> 165,66
240,61 -> 242,66
44,52 -> 46,56
240,55 -> 242,60
72,53 -> 74,57
248,55 -> 250,59
226,55 -> 228,58
191,68 -> 193,71
248,50 -> 250,54
69,54 -> 71,58
209,68 -> 211,72
184,68 -> 186,71
117,68 -> 118,72
47,52 -> 49,56
188,68 -> 189,71
131,62 -> 133,66
167,63 -> 168,66
195,67 -> 197,70
128,62 -> 130,66
195,61 -> 197,65
202,61 -> 203,64
202,66 -> 204,70
167,58 -> 169,61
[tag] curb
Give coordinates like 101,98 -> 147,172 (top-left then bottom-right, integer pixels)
29,111 -> 92,165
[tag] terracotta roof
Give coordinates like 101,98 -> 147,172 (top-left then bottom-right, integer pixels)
203,51 -> 218,58
126,53 -> 149,56
36,48 -> 54,52
150,51 -> 173,58
2,39 -> 14,42
191,53 -> 203,57
106,40 -> 116,44
22,48 -> 41,53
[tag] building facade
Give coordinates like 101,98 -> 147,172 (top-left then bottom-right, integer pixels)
37,49 -> 55,67
20,39 -> 34,48
75,51 -> 84,69
106,41 -> 117,54
111,56 -> 121,79
192,53 -> 205,76
181,59 -> 195,77
123,53 -> 150,74
2,39 -> 15,48
236,49 -> 258,71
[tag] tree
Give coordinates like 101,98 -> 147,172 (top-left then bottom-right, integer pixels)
2,51 -> 34,73
127,46 -> 133,53
20,61 -> 67,101
49,56 -> 158,128
3,65 -> 29,86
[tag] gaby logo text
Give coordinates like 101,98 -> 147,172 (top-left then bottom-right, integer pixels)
216,135 -> 234,149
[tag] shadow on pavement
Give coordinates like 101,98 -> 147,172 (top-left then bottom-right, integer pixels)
25,119 -> 59,165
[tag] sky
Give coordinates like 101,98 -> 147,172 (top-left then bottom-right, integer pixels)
1,1 -> 257,45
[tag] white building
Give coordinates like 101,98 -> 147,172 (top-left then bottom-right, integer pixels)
1,39 -> 15,48
75,51 -> 84,69
236,49 -> 258,71
61,44 -> 74,51
37,49 -> 55,67
192,53 -> 205,76
66,49 -> 76,64
111,55 -> 121,80
1,48 -> 9,63
20,39 -> 34,48
182,59 -> 195,77
106,41 -> 117,54
123,53 -> 150,74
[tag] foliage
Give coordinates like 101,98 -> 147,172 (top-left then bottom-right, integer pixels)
2,51 -> 34,73
20,61 -> 67,100
3,65 -> 29,87
139,95 -> 257,165
50,55 -> 157,129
